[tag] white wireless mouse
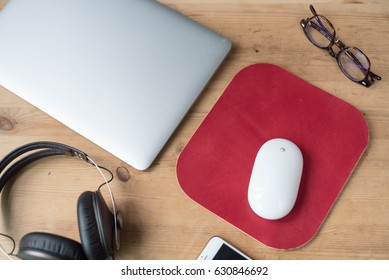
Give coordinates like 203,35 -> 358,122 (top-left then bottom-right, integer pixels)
247,138 -> 303,220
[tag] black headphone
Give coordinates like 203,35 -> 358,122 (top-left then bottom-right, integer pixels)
0,141 -> 122,260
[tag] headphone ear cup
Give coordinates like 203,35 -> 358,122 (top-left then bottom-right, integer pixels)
18,232 -> 87,260
77,191 -> 115,260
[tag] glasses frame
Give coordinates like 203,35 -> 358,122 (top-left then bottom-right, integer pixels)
300,5 -> 381,87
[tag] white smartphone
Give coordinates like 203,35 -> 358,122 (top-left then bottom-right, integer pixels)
197,236 -> 251,260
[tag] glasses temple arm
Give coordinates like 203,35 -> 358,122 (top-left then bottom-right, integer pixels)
310,5 -> 318,16
369,71 -> 382,80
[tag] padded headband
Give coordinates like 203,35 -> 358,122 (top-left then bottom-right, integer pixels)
0,141 -> 91,193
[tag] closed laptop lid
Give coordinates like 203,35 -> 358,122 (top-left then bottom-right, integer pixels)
0,0 -> 231,170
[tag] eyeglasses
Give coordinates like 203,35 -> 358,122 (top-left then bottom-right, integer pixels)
300,5 -> 381,87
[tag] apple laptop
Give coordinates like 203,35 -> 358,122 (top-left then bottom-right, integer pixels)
0,0 -> 231,170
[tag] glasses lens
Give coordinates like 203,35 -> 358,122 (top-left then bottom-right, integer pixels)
305,16 -> 335,48
338,47 -> 370,81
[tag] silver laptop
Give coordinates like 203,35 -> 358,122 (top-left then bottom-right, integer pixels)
0,0 -> 231,170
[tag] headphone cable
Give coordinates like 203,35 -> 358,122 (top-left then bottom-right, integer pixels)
87,157 -> 120,251
0,233 -> 15,260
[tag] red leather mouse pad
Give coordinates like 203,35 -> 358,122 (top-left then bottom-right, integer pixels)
176,64 -> 368,250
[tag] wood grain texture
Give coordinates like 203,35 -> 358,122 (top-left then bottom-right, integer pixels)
0,0 -> 388,260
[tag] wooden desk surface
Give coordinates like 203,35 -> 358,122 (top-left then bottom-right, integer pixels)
0,0 -> 388,260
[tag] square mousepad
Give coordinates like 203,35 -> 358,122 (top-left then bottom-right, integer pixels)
176,64 -> 368,249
